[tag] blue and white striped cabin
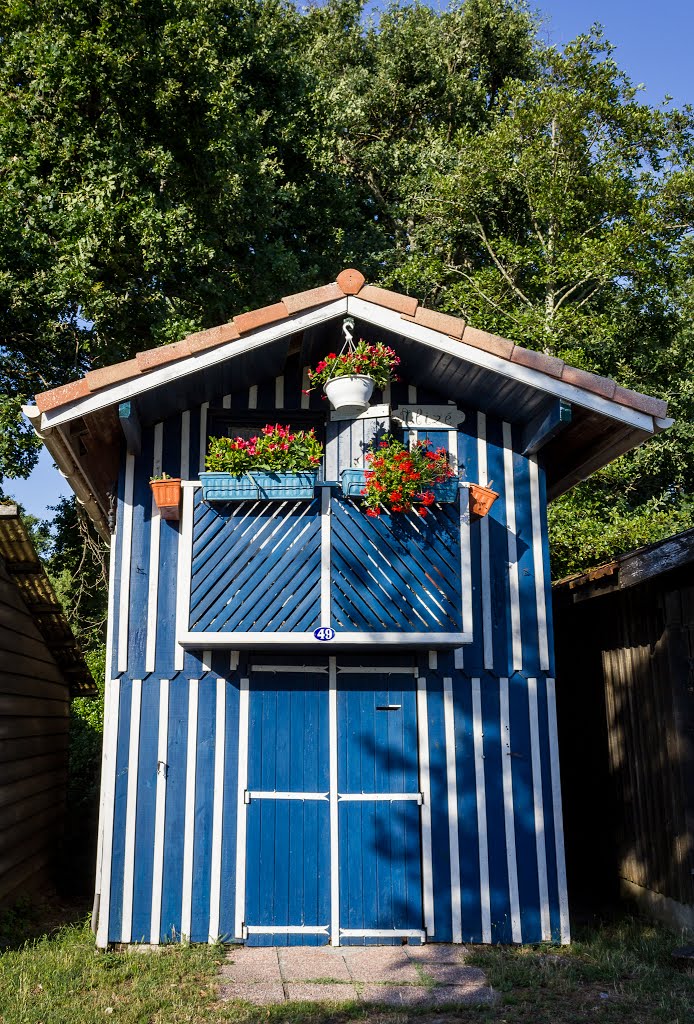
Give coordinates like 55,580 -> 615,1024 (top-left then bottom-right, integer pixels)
26,270 -> 668,948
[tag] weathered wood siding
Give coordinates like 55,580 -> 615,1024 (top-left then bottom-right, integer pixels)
0,558 -> 70,903
554,559 -> 694,916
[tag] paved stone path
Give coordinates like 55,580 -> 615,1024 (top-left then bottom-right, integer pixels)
218,944 -> 497,1006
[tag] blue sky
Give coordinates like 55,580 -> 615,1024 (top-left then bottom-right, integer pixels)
8,0 -> 693,522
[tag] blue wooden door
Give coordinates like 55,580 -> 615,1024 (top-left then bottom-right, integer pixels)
244,677 -> 331,944
337,673 -> 425,942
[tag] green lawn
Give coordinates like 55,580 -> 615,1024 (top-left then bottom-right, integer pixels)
0,905 -> 691,1024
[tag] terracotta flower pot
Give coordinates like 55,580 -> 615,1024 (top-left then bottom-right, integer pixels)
468,482 -> 499,518
150,478 -> 181,521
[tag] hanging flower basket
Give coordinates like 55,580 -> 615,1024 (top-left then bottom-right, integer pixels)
468,483 -> 499,518
306,327 -> 400,414
323,375 -> 375,414
150,476 -> 181,520
202,424 -> 323,501
200,471 -> 318,502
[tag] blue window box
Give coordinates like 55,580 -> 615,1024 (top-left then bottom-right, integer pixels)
200,471 -> 318,501
340,469 -> 459,503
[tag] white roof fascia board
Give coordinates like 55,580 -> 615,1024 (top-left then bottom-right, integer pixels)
39,298 -> 349,430
347,296 -> 655,434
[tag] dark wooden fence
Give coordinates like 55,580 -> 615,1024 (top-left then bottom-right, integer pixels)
553,529 -> 694,929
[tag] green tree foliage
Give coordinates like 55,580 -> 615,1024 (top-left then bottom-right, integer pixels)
1,0 -> 692,579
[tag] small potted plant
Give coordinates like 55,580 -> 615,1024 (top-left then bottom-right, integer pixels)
200,423 -> 324,501
307,338 -> 400,414
341,435 -> 457,517
149,473 -> 182,521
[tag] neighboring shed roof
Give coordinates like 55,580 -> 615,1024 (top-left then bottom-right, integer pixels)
23,269 -> 671,541
0,505 -> 97,696
554,527 -> 694,602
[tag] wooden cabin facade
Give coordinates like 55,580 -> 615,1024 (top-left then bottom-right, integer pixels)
26,270 -> 669,948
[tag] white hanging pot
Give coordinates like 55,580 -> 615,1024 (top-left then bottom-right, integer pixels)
323,375 -> 375,414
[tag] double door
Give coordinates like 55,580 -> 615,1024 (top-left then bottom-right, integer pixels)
238,663 -> 427,944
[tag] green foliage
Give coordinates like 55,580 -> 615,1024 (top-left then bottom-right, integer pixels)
205,424 -> 324,474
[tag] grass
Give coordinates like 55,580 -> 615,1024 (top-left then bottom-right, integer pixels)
0,902 -> 691,1024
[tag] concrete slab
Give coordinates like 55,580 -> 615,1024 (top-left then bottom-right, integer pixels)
405,944 -> 470,963
218,981 -> 286,1005
342,947 -> 420,983
419,964 -> 489,986
359,984 -> 435,1006
285,983 -> 360,1003
426,983 -> 498,1005
279,950 -> 352,982
220,947 -> 281,983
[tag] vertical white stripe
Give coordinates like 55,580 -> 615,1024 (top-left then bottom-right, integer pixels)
428,651 -> 437,671
547,678 -> 570,943
234,678 -> 249,939
472,678 -> 491,943
329,657 -> 340,945
382,382 -> 391,405
222,394 -> 231,409
150,678 -> 169,944
180,410 -> 190,480
94,531 -> 119,914
408,384 -> 418,403
477,413 -> 493,670
121,678 -> 142,942
145,423 -> 163,674
275,375 -> 284,408
198,402 -> 208,474
500,677 -> 522,942
527,678 -> 551,940
248,385 -> 258,409
321,488 -> 331,623
503,423 -> 522,671
202,650 -> 212,674
175,410 -> 191,673
417,677 -> 435,937
529,457 -> 550,671
208,678 -> 226,942
175,485 -> 195,671
301,367 -> 310,409
443,677 -> 462,943
180,679 -> 199,941
95,678 -> 121,949
446,423 -> 458,473
117,452 -> 135,673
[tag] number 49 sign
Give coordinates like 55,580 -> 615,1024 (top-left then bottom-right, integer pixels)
313,627 -> 335,641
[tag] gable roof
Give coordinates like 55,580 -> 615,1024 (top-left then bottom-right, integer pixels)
24,269 -> 670,542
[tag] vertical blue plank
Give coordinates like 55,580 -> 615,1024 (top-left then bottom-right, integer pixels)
485,416 -> 511,675
109,452 -> 126,680
159,676 -> 189,940
127,427 -> 154,677
190,677 -> 216,942
513,447 -> 540,674
218,677 -> 240,940
480,675 -> 512,943
130,679 -> 159,941
537,463 -> 556,676
426,677 -> 453,942
508,674 -> 541,942
453,675 -> 483,943
536,677 -> 561,941
108,678 -> 132,941
458,412 -> 483,672
153,413 -> 182,679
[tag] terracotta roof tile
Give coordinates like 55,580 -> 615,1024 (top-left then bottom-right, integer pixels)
336,268 -> 365,294
511,346 -> 564,378
561,365 -> 617,400
186,322 -> 240,353
460,325 -> 514,360
35,378 -> 92,413
613,385 -> 668,419
86,359 -> 142,393
402,307 -> 466,340
136,338 -> 193,371
282,283 -> 344,315
358,284 -> 418,317
233,302 -> 289,334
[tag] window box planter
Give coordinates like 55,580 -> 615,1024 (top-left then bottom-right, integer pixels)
200,471 -> 318,502
341,469 -> 459,504
150,478 -> 181,520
